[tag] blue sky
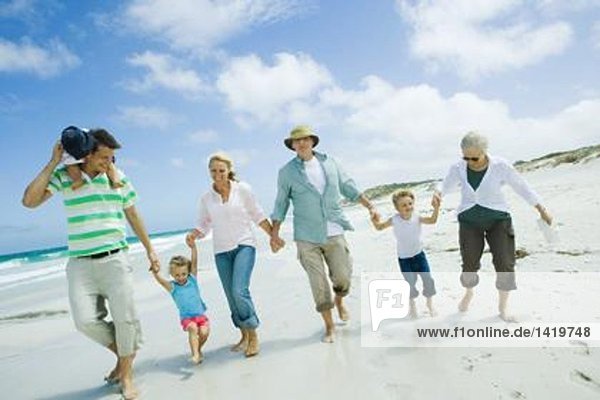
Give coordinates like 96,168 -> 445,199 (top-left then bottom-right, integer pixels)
1,0 -> 599,254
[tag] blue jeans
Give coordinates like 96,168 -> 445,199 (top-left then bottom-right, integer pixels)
398,251 -> 436,299
214,245 -> 259,329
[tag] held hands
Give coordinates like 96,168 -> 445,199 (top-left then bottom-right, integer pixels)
431,193 -> 442,209
185,232 -> 197,248
147,250 -> 160,273
538,207 -> 553,226
269,234 -> 285,253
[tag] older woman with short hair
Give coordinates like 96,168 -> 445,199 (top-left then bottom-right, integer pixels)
434,131 -> 552,321
187,153 -> 274,357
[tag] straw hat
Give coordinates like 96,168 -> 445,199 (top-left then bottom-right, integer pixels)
284,125 -> 320,150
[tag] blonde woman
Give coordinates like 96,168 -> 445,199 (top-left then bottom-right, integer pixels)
187,153 -> 273,357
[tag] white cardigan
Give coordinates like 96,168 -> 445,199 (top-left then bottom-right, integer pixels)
196,181 -> 267,254
438,155 -> 540,215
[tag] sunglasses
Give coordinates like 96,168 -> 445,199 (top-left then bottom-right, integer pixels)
462,157 -> 480,162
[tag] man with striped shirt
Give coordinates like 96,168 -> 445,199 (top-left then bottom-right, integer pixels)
22,129 -> 159,400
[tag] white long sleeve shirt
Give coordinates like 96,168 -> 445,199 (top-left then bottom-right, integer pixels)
438,155 -> 540,215
196,181 -> 267,254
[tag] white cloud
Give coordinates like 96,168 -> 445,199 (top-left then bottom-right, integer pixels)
216,52 -> 334,125
115,106 -> 180,130
214,55 -> 600,185
316,79 -> 600,186
189,129 -> 219,143
121,0 -> 304,53
125,51 -> 208,98
535,0 -> 600,14
396,0 -> 573,80
0,38 -> 80,78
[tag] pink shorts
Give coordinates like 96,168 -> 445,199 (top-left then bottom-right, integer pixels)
180,315 -> 210,331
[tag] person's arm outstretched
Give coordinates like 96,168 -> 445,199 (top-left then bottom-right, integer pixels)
188,237 -> 198,277
420,199 -> 440,225
370,210 -> 392,231
151,268 -> 172,293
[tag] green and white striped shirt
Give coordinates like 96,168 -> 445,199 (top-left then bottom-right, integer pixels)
47,167 -> 137,257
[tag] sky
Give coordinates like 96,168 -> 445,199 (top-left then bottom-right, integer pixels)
1,0 -> 599,254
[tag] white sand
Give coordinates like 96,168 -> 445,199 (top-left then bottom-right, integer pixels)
1,157 -> 599,399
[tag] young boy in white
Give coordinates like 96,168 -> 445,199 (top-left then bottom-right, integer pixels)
370,189 -> 440,318
151,239 -> 210,364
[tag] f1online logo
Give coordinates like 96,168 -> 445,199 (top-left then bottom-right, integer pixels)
368,279 -> 410,331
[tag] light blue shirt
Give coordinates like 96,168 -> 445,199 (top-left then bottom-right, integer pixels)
170,275 -> 207,319
271,151 -> 362,244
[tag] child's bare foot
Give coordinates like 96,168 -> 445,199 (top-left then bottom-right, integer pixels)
334,295 -> 350,322
409,299 -> 418,319
245,331 -> 260,358
458,289 -> 474,312
191,352 -> 203,364
71,180 -> 85,190
426,297 -> 438,317
322,328 -> 336,343
110,180 -> 125,189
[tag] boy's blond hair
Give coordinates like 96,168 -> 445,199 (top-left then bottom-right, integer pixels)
169,255 -> 192,274
392,189 -> 415,206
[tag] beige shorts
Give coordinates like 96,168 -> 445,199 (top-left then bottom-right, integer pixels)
296,235 -> 353,312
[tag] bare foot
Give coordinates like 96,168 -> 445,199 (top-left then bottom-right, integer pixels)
426,298 -> 438,317
120,377 -> 138,400
458,289 -> 474,312
499,312 -> 518,323
111,181 -> 125,189
409,299 -> 418,319
245,335 -> 260,358
335,296 -> 350,322
231,337 -> 248,352
104,363 -> 121,384
231,329 -> 248,352
322,328 -> 336,343
191,352 -> 202,364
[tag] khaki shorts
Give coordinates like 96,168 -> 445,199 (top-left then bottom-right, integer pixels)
296,235 -> 353,312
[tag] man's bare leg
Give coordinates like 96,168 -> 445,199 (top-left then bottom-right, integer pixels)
231,329 -> 248,352
105,343 -> 121,384
334,295 -> 349,322
498,290 -> 517,322
320,309 -> 336,343
119,355 -> 138,400
245,328 -> 260,357
458,288 -> 474,312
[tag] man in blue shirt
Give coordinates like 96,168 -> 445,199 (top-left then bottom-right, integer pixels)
270,125 -> 375,343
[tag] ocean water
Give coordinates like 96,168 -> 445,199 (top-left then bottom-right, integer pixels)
0,229 -> 193,292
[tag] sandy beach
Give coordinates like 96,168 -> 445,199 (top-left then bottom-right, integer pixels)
1,154 -> 600,400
